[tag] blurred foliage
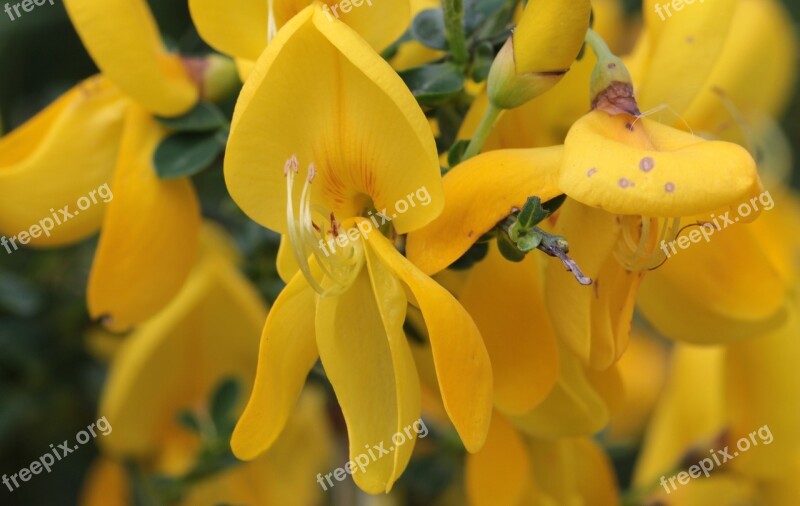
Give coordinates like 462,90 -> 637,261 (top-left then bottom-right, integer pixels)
0,1 -> 798,505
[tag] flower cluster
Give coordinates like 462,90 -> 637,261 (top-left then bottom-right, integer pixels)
1,0 -> 798,505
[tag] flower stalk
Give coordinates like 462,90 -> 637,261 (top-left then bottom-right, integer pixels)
442,0 -> 469,66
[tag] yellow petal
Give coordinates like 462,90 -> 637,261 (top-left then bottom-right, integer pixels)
315,263 -> 420,493
64,0 -> 197,116
747,188 -> 800,284
191,0 -> 408,62
0,76 -> 126,247
560,110 -> 759,217
231,269 -> 318,460
225,5 -> 441,235
186,389 -> 331,506
607,330 -> 669,442
544,199 -> 640,369
527,438 -> 619,505
276,234 -> 301,283
234,58 -> 257,83
513,0 -> 591,75
636,0 -> 738,115
633,344 -> 727,487
318,0 -> 411,54
683,0 -> 799,133
189,0 -> 273,62
510,343 -> 609,438
79,458 -> 129,506
367,231 -> 492,452
465,412 -> 530,506
406,146 -> 563,275
644,475 -> 758,506
99,224 -> 267,457
87,107 -> 200,331
459,243 -> 558,415
638,213 -> 789,344
726,304 -> 800,480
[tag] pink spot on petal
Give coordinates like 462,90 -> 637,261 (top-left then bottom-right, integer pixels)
665,182 -> 675,193
640,157 -> 655,172
619,178 -> 630,189
587,168 -> 597,177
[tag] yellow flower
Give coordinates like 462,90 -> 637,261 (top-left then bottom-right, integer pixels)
465,412 -> 620,506
634,295 -> 800,503
409,106 -> 758,368
223,5 -> 492,493
408,335 -> 620,506
189,0 -> 411,80
0,0 -> 203,331
81,224 -> 333,506
631,0 -> 799,345
64,0 -> 198,117
457,243 -> 559,415
81,392 -> 331,506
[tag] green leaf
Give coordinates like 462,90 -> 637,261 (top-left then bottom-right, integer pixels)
153,130 -> 227,180
210,377 -> 240,431
410,9 -> 448,50
155,102 -> 227,132
447,139 -> 470,167
516,230 -> 543,252
542,193 -> 567,215
470,41 -> 494,82
176,410 -> 202,433
399,63 -> 465,106
463,0 -> 510,35
516,196 -> 548,230
448,241 -> 489,270
497,231 -> 526,262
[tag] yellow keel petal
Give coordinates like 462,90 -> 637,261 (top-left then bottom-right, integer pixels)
0,76 -> 126,247
87,107 -> 200,331
367,231 -> 492,452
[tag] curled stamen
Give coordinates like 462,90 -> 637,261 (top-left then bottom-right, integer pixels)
286,159 -> 326,294
284,158 -> 364,296
615,215 -> 680,271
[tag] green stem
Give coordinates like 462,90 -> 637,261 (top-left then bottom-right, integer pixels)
584,28 -> 614,61
462,103 -> 502,160
442,0 -> 469,66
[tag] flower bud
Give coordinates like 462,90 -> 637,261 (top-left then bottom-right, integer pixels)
487,38 -> 566,110
487,0 -> 591,110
